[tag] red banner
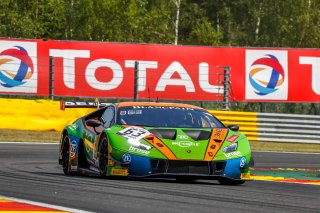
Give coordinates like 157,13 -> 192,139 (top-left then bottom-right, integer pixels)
1,38 -> 320,102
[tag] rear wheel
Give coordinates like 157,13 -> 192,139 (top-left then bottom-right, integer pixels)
61,134 -> 71,175
218,178 -> 245,185
98,135 -> 109,176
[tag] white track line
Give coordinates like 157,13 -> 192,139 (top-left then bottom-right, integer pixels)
0,141 -> 58,144
0,195 -> 94,213
1,142 -> 319,155
253,150 -> 320,155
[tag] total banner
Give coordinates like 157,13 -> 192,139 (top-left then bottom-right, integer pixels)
1,38 -> 320,102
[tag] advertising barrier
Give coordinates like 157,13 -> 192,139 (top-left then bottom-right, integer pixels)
0,98 -> 94,131
1,98 -> 320,144
1,38 -> 320,102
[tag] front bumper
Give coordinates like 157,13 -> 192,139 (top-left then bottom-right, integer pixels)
112,154 -> 251,181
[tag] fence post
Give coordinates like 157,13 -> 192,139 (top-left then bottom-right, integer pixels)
49,56 -> 54,100
223,66 -> 230,110
133,61 -> 139,101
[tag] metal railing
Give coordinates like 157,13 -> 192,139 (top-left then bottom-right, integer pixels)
257,113 -> 320,144
211,110 -> 320,144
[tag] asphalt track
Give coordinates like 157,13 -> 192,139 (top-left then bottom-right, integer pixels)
0,143 -> 319,213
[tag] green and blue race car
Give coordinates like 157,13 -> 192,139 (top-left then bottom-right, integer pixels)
59,101 -> 252,185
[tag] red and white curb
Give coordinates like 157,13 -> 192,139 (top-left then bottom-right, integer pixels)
0,195 -> 93,213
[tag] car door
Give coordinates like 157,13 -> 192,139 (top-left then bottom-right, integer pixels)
82,105 -> 116,167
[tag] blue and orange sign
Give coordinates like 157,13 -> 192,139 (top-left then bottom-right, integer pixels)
249,54 -> 285,96
0,46 -> 34,88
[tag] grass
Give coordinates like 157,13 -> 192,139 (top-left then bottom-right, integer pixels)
0,129 -> 319,153
250,141 -> 320,153
0,129 -> 60,143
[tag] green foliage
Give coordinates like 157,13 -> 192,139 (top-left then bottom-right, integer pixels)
3,0 -> 320,47
1,0 -> 320,114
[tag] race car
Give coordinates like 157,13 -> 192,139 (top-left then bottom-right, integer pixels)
58,101 -> 252,185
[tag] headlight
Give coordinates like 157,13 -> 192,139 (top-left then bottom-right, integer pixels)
222,142 -> 238,153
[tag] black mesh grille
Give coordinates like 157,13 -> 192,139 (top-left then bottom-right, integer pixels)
150,159 -> 167,173
213,161 -> 226,173
150,159 -> 226,175
167,161 -> 210,174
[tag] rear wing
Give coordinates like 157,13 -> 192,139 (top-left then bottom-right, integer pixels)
60,100 -> 111,110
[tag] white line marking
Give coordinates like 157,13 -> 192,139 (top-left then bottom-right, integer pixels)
253,179 -> 320,186
0,142 -> 58,144
253,150 -> 320,155
0,195 -> 94,213
1,142 -> 319,154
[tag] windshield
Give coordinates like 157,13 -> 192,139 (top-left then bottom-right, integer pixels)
116,106 -> 225,128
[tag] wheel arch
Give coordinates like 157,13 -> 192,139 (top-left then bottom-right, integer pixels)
59,128 -> 82,167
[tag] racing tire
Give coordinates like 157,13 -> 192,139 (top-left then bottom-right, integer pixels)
218,178 -> 245,185
61,134 -> 71,175
98,134 -> 109,176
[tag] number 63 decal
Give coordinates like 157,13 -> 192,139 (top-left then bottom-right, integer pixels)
117,126 -> 150,140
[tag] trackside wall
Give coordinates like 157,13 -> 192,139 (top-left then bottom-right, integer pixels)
209,110 -> 258,142
0,98 -> 94,131
211,110 -> 320,144
1,98 -> 320,144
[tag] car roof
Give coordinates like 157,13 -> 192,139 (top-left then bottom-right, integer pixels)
115,102 -> 205,110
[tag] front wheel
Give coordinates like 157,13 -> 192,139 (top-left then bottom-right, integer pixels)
218,178 -> 245,185
98,134 -> 109,176
61,134 -> 71,175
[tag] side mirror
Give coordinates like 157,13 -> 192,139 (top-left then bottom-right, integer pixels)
86,119 -> 102,127
227,124 -> 239,131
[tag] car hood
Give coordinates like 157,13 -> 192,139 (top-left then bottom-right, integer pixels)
108,125 -> 249,161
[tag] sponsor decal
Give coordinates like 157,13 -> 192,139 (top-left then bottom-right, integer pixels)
108,159 -> 115,167
213,128 -> 225,140
128,110 -> 135,115
69,123 -> 78,131
121,153 -> 132,163
246,50 -> 288,100
120,110 -> 142,115
129,146 -> 150,155
111,169 -> 128,176
224,150 -> 242,159
70,165 -> 78,171
70,140 -> 77,159
117,126 -> 151,140
0,42 -> 37,93
172,141 -> 199,148
177,135 -> 188,140
64,101 -> 110,107
132,106 -> 195,110
222,142 -> 238,153
240,157 -> 246,168
227,135 -> 239,143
